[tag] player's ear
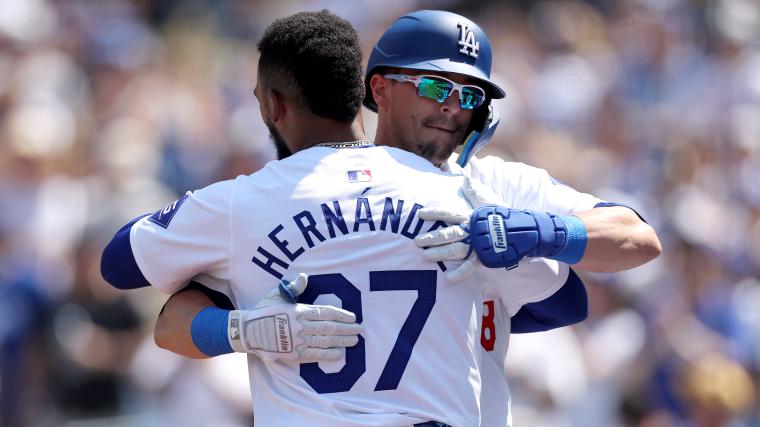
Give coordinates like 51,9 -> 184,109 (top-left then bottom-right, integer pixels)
267,89 -> 288,123
370,74 -> 390,110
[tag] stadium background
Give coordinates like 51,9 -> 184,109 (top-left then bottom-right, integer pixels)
1,0 -> 759,425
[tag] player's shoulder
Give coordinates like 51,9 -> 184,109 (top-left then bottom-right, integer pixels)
254,145 -> 430,171
470,155 -> 548,176
446,154 -> 548,181
232,153 -> 313,186
377,146 -> 449,175
186,177 -> 238,200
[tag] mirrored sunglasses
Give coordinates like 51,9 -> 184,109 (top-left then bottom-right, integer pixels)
383,74 -> 486,110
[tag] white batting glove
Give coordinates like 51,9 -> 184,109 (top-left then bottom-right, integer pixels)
227,273 -> 362,362
415,177 -> 502,282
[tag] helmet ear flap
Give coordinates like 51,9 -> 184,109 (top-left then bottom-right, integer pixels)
466,100 -> 492,137
457,104 -> 500,167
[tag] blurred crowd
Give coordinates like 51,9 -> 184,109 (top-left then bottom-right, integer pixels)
0,0 -> 759,426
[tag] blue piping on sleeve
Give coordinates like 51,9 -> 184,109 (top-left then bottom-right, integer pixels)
594,202 -> 647,223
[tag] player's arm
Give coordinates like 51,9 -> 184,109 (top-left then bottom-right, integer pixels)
415,177 -> 660,281
572,204 -> 660,272
456,202 -> 660,273
154,276 -> 363,362
493,160 -> 662,272
155,282 -> 235,359
101,184 -> 234,294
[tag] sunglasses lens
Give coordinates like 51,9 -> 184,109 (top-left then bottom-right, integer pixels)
460,87 -> 484,110
417,77 -> 453,102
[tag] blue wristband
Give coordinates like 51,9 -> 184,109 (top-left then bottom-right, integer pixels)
191,307 -> 234,357
550,216 -> 587,264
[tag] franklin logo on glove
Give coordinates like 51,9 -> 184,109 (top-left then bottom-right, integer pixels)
276,315 -> 292,352
487,214 -> 507,253
193,273 -> 363,362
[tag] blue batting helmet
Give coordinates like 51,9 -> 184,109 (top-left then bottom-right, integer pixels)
364,10 -> 506,166
364,9 -> 506,112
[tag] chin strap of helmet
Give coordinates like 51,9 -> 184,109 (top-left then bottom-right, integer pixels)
456,105 -> 500,167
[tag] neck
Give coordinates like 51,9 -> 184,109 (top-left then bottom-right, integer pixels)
373,126 -> 396,149
372,111 -> 400,149
289,115 -> 367,153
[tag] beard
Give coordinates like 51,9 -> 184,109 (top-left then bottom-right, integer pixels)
414,115 -> 467,167
266,121 -> 292,160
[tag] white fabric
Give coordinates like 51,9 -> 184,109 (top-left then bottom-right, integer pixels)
415,175 -> 518,282
130,148 -> 596,427
451,155 -> 604,216
446,154 -> 602,427
132,146 -> 486,427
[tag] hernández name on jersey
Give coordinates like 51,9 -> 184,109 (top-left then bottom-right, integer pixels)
251,194 -> 448,279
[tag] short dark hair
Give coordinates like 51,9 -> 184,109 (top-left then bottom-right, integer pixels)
257,10 -> 364,123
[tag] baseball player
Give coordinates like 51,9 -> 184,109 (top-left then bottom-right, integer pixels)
102,11 -> 577,426
361,10 -> 660,426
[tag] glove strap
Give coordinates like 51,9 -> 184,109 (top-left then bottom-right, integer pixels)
191,307 -> 234,357
549,215 -> 587,264
461,224 -> 475,260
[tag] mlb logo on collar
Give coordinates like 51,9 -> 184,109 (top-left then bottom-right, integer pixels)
457,22 -> 479,58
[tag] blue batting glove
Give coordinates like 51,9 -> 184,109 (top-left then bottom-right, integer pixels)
468,206 -> 586,268
416,203 -> 587,279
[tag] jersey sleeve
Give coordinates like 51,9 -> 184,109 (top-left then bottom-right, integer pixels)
480,257 -> 570,317
510,269 -> 587,333
465,155 -> 604,215
129,180 -> 235,294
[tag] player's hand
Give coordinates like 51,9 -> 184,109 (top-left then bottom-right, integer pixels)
228,273 -> 362,363
415,177 -> 575,281
414,177 -> 495,281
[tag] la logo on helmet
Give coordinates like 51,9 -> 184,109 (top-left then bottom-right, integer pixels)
457,22 -> 479,58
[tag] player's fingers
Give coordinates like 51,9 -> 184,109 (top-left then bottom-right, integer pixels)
300,320 -> 363,336
297,348 -> 343,362
421,242 -> 470,262
415,225 -> 467,247
417,207 -> 470,224
278,272 -> 308,304
446,258 -> 479,282
302,335 -> 359,349
291,273 -> 308,295
297,304 -> 357,323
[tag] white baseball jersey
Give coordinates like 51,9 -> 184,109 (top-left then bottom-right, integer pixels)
447,154 -> 604,427
131,146 -> 494,427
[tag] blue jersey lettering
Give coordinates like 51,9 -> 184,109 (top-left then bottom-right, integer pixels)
269,224 -> 305,261
353,197 -> 376,232
294,211 -> 326,248
380,198 -> 404,233
321,201 -> 349,238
